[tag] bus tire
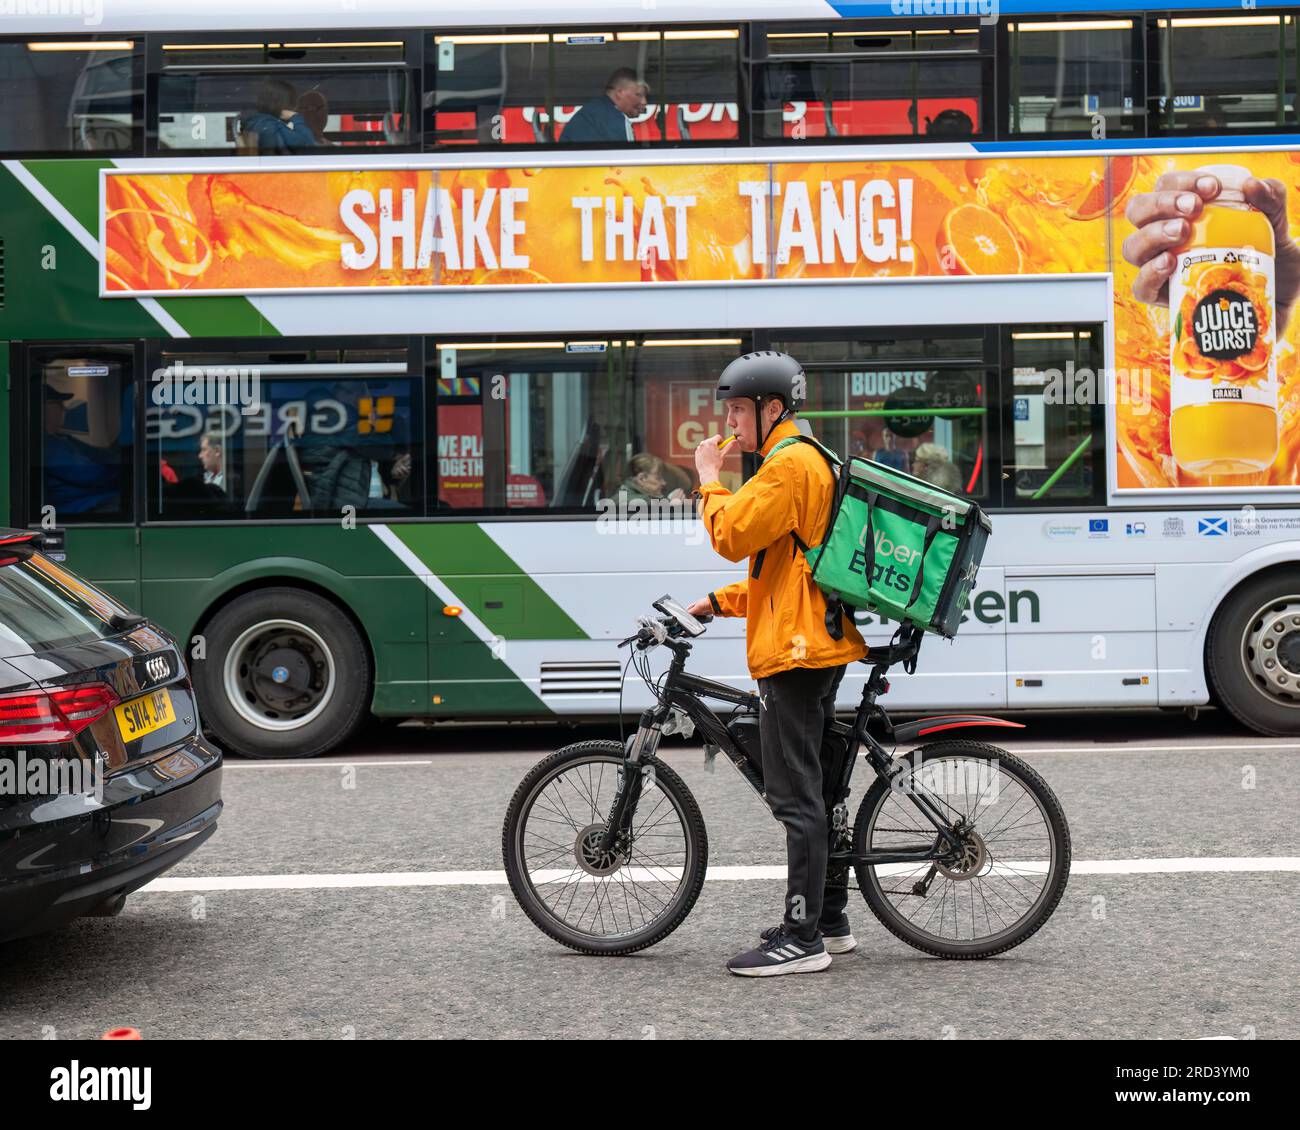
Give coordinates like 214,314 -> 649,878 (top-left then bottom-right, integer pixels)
192,587 -> 371,759
1205,570 -> 1300,737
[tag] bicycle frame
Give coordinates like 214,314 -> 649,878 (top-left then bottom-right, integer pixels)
599,632 -> 964,869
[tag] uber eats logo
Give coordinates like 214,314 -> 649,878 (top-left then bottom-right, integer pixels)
849,528 -> 922,594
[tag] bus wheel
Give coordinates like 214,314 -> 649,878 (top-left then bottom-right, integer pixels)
1206,571 -> 1300,737
193,588 -> 370,759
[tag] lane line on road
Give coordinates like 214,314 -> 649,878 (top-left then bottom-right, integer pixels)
223,760 -> 436,769
142,857 -> 1300,893
219,742 -> 1300,769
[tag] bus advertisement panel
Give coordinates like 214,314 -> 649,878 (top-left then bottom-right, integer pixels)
101,151 -> 1300,492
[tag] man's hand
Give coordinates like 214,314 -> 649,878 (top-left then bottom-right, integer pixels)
694,434 -> 727,484
685,597 -> 712,618
1122,170 -> 1300,332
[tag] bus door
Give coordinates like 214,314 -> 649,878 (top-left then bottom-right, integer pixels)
14,342 -> 141,608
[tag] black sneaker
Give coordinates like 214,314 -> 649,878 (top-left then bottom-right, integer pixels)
728,926 -> 831,977
760,918 -> 856,955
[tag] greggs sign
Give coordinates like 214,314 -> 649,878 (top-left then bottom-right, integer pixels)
99,158 -> 1109,296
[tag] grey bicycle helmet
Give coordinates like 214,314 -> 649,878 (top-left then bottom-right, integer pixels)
715,350 -> 806,448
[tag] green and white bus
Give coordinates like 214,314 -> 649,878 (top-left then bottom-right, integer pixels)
6,1 -> 1300,757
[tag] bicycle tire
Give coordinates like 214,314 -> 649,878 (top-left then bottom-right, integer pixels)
502,741 -> 709,955
853,740 -> 1071,959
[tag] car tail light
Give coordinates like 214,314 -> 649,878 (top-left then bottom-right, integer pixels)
0,684 -> 121,743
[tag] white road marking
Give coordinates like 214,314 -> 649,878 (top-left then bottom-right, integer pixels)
223,760 -> 434,769
142,857 -> 1300,893
216,740 -> 1300,769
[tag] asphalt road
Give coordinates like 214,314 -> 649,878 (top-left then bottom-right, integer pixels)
2,707 -> 1297,1040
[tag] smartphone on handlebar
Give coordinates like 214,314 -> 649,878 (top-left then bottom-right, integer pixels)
652,594 -> 708,637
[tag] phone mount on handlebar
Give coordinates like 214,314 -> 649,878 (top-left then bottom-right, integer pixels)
652,594 -> 707,638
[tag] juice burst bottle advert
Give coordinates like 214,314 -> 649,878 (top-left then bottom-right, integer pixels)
1169,164 -> 1279,476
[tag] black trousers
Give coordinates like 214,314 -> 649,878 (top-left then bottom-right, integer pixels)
756,663 -> 849,944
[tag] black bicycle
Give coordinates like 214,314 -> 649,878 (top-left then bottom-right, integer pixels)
503,596 -> 1071,959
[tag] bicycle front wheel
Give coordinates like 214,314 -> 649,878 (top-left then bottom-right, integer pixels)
502,741 -> 708,955
853,740 -> 1071,959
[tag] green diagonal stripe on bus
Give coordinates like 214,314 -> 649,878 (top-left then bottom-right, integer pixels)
20,158 -> 112,235
20,160 -> 273,339
391,523 -> 587,641
0,165 -> 161,339
155,296 -> 276,337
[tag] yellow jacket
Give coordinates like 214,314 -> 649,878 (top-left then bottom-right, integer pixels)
697,420 -> 867,679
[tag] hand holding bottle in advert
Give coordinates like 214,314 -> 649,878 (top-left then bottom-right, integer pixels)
1122,169 -> 1300,334
1123,166 -> 1300,477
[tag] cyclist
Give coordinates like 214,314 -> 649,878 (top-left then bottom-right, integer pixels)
687,351 -> 868,976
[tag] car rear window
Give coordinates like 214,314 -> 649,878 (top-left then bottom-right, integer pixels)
0,553 -> 130,656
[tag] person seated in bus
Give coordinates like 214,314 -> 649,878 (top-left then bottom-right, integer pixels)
239,79 -> 319,153
41,383 -> 121,516
911,441 -> 963,494
870,429 -> 909,472
559,68 -> 647,144
296,90 -> 334,146
924,108 -> 974,137
614,452 -> 686,508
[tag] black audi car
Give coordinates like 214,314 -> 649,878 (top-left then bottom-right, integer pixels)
0,530 -> 222,943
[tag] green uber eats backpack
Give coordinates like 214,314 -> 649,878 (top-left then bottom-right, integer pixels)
768,436 -> 993,643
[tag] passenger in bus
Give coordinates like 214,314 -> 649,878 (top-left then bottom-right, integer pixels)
296,90 -> 334,146
870,429 -> 909,472
614,452 -> 686,508
238,79 -> 319,153
559,68 -> 647,144
924,108 -> 974,137
41,383 -> 120,516
911,442 -> 963,494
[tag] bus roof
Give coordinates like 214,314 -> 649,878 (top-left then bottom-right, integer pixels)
4,0 -> 1278,36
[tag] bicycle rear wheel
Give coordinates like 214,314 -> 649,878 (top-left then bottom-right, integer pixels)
502,741 -> 708,955
853,740 -> 1071,959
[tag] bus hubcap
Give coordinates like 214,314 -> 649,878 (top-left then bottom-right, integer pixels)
224,619 -> 336,731
1241,598 -> 1300,706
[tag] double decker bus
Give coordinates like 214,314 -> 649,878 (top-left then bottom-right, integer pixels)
4,0 -> 1300,758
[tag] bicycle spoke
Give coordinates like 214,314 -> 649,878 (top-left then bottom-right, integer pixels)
518,755 -> 692,940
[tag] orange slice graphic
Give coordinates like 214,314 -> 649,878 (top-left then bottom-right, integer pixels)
940,204 -> 1023,275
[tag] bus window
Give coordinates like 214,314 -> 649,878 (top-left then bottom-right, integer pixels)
0,38 -> 141,154
424,27 -> 739,148
1151,13 -> 1295,133
27,347 -> 133,524
752,21 -> 990,141
1005,17 -> 1142,136
773,332 -> 991,501
152,37 -> 412,154
146,345 -> 420,520
629,336 -> 746,498
432,339 -> 622,512
1004,326 -> 1105,505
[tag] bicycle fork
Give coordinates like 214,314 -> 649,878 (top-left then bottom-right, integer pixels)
596,716 -> 663,858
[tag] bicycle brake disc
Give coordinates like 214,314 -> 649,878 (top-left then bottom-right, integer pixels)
934,830 -> 988,881
574,823 -> 630,877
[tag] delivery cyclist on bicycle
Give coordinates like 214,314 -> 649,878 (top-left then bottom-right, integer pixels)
686,350 -> 868,977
